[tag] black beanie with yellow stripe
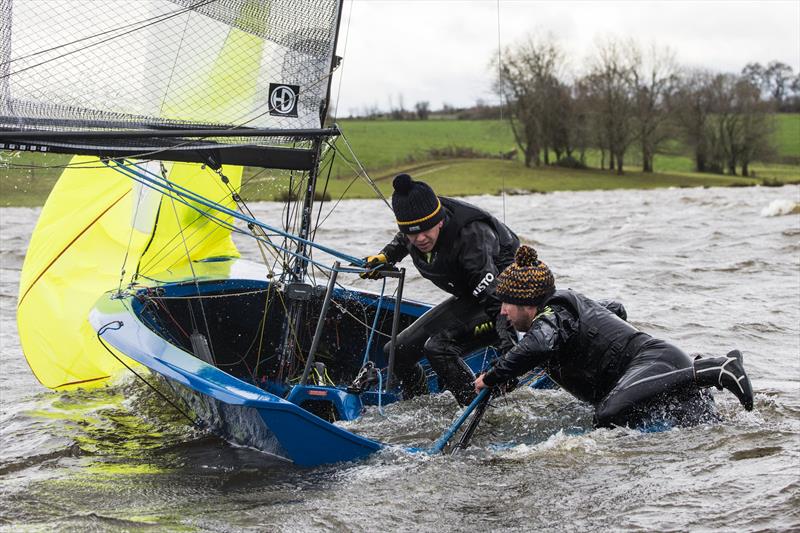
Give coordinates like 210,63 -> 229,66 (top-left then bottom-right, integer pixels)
391,173 -> 444,234
496,245 -> 555,306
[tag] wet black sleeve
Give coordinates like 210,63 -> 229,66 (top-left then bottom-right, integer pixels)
482,306 -> 574,387
380,232 -> 410,264
459,221 -> 504,321
597,299 -> 627,321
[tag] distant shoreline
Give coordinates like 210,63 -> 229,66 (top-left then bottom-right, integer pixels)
2,117 -> 798,207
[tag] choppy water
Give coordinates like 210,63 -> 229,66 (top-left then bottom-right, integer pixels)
1,186 -> 799,532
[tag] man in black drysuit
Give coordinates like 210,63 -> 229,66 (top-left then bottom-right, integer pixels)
362,173 -> 519,406
474,245 -> 754,427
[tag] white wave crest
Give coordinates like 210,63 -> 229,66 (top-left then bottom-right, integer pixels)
760,199 -> 800,217
495,429 -> 599,460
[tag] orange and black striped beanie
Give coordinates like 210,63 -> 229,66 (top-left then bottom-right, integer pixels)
496,245 -> 555,306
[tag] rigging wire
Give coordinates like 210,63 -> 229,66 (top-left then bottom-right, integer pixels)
107,160 -> 366,268
362,278 -> 386,366
117,175 -> 148,293
165,166 -> 218,364
497,0 -> 507,224
310,135 -> 394,231
0,0 -> 216,69
132,165 -> 240,277
159,4 -> 194,119
331,0 -> 355,120
337,129 -> 392,210
96,323 -> 204,430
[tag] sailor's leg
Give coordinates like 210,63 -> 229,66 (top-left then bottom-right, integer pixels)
594,340 -> 697,427
424,332 -> 477,406
384,296 -> 459,399
421,298 -> 493,406
693,350 -> 754,410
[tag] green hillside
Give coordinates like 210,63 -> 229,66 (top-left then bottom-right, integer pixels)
2,115 -> 798,206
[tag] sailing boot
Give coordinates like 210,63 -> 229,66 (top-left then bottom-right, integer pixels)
397,362 -> 429,400
694,350 -> 754,410
426,353 -> 477,407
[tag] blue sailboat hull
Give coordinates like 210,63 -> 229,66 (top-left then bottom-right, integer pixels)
89,258 -> 553,466
90,283 -> 388,465
87,259 -> 434,465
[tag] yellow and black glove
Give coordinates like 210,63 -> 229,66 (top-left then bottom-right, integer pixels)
360,253 -> 389,279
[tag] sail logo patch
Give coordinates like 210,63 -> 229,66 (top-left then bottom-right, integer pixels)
269,84 -> 299,117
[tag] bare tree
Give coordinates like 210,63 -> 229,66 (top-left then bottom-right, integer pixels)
583,37 -> 637,174
630,43 -> 679,172
672,69 -> 717,172
675,72 -> 775,176
731,77 -> 775,176
710,73 -> 742,174
741,62 -> 767,97
764,61 -> 794,108
494,34 -> 566,167
788,74 -> 800,112
414,101 -> 430,120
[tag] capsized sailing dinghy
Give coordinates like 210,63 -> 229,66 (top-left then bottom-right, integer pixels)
3,0 -> 549,466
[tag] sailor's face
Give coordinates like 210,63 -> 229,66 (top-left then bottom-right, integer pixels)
406,221 -> 443,253
501,302 -> 537,332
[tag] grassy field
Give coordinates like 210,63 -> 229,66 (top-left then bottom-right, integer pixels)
0,151 -> 72,207
2,115 -> 798,206
304,159 -> 772,202
774,112 -> 800,161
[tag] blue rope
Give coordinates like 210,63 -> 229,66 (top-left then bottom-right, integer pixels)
111,164 -> 343,273
107,161 -> 366,274
361,279 -> 386,366
376,371 -> 384,416
108,160 -> 366,267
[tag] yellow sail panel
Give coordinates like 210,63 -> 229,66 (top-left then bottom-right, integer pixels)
17,158 -> 243,390
17,157 -> 145,389
136,162 -> 242,276
160,27 -> 265,125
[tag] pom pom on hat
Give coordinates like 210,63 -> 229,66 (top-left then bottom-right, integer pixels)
513,245 -> 538,267
393,173 -> 414,194
496,245 -> 555,306
391,173 -> 443,234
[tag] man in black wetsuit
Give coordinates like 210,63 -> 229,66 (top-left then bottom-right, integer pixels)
362,173 -> 519,406
474,245 -> 754,427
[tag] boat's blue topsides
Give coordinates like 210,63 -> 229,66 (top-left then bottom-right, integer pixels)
89,274 -> 393,466
89,259 -> 553,466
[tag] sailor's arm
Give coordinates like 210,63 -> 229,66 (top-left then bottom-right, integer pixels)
460,222 -> 503,321
476,314 -> 561,390
361,232 -> 409,278
597,299 -> 627,321
380,232 -> 410,263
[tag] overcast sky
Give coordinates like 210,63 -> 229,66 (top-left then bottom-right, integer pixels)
328,0 -> 800,116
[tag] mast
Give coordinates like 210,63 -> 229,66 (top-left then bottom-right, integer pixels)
275,0 -> 345,379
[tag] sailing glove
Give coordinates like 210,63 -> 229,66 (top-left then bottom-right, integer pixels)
360,253 -> 390,279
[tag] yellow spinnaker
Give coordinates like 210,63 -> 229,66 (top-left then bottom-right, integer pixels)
17,157 -> 242,390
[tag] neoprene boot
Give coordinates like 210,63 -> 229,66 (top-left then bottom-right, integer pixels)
397,362 -> 428,400
694,350 -> 754,410
427,355 -> 476,407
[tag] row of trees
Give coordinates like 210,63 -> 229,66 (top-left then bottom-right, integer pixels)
496,36 -> 795,176
348,99 -> 500,121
